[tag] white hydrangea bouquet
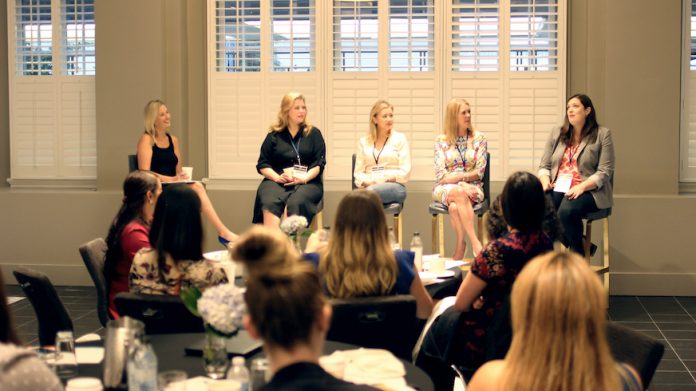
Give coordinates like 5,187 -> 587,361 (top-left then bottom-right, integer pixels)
280,215 -> 309,251
181,283 -> 245,337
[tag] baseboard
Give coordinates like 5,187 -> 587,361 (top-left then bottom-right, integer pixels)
1,264 -> 93,286
610,272 -> 696,296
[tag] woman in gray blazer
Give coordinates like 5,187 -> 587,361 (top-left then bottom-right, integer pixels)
538,94 -> 614,254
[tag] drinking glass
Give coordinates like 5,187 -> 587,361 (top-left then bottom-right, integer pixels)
250,358 -> 270,390
55,330 -> 78,379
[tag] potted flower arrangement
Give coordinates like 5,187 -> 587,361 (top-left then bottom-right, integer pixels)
181,284 -> 245,379
280,215 -> 309,251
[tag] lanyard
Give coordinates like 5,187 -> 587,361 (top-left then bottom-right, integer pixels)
372,136 -> 390,165
289,133 -> 302,166
566,142 -> 580,163
455,133 -> 469,166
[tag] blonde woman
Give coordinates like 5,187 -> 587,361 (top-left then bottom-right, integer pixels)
353,100 -> 411,204
304,190 -> 433,319
253,92 -> 326,227
136,99 -> 237,245
468,251 -> 642,391
433,98 -> 487,259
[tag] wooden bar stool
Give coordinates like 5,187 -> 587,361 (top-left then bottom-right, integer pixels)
584,208 -> 611,299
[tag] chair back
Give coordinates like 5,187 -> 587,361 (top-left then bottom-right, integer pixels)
128,154 -> 138,172
114,292 -> 204,334
483,152 -> 491,205
607,321 -> 664,389
327,295 -> 418,360
351,153 -> 358,190
12,267 -> 73,346
78,238 -> 109,326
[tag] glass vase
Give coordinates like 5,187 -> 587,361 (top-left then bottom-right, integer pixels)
292,234 -> 303,253
203,332 -> 228,379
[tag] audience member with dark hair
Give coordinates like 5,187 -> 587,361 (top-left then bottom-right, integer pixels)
0,269 -> 63,390
468,251 -> 641,391
304,190 -> 433,319
231,226 -> 378,391
104,170 -> 161,318
420,171 -> 554,389
484,193 -> 561,243
538,93 -> 614,254
129,184 -> 227,295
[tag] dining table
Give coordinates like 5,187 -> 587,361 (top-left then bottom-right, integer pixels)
76,333 -> 434,391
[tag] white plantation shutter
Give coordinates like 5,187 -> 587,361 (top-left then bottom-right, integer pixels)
8,0 -> 96,184
681,2 -> 696,181
207,0 -> 566,183
208,0 -> 321,180
447,0 -> 564,181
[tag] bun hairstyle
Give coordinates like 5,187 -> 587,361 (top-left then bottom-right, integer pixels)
231,226 -> 325,348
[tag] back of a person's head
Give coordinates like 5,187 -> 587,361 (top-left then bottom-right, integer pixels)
501,171 -> 545,232
503,251 -> 618,390
323,190 -> 397,298
485,194 -> 507,241
232,226 -> 324,349
149,184 -> 203,263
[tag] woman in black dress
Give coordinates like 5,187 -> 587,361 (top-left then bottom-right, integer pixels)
137,99 -> 237,245
253,92 -> 326,227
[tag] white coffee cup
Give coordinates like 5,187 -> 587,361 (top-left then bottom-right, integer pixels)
283,167 -> 294,179
430,257 -> 446,275
66,377 -> 103,391
182,166 -> 193,180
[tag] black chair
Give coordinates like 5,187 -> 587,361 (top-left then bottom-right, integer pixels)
351,153 -> 405,247
128,154 -> 138,172
429,153 -> 491,256
607,321 -> 664,390
13,267 -> 73,347
114,292 -> 204,334
78,238 -> 110,327
327,295 -> 418,360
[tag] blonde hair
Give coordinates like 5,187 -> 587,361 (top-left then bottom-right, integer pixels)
143,99 -> 167,136
269,92 -> 314,135
231,226 -> 325,349
320,190 -> 397,298
501,251 -> 620,391
368,100 -> 394,143
443,98 -> 472,145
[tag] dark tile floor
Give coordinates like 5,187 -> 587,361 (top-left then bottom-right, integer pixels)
5,285 -> 696,390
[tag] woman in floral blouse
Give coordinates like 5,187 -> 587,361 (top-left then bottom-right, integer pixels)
129,184 -> 227,296
433,98 -> 488,259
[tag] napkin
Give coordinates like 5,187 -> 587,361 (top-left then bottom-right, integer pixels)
324,348 -> 415,391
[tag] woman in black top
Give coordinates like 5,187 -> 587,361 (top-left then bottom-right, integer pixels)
137,100 -> 238,245
253,92 -> 326,226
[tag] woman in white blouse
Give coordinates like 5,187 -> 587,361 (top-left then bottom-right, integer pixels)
353,100 -> 411,205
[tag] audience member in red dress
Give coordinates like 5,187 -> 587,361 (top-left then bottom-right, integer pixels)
231,226 -> 378,391
468,251 -> 641,391
104,170 -> 161,318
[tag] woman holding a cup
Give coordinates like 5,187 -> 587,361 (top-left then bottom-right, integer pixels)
253,92 -> 326,227
136,99 -> 237,245
353,100 -> 411,205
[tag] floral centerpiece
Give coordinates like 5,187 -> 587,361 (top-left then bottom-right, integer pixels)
280,215 -> 309,251
181,284 -> 245,379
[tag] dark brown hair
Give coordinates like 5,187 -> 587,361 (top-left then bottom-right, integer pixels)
560,93 -> 599,145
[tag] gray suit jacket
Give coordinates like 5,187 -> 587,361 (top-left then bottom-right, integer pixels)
538,126 -> 614,209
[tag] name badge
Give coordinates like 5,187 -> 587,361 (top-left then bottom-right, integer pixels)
553,174 -> 573,193
293,164 -> 308,181
371,165 -> 386,182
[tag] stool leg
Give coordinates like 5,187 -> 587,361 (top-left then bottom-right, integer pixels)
395,214 -> 403,249
431,215 -> 438,254
583,220 -> 593,261
603,217 -> 610,301
477,215 -> 483,243
312,211 -> 323,231
438,215 -> 445,257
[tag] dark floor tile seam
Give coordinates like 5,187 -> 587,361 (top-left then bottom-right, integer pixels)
639,298 -> 696,384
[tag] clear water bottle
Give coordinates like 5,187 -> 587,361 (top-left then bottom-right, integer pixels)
389,227 -> 401,250
227,356 -> 250,391
127,337 -> 158,391
410,232 -> 423,272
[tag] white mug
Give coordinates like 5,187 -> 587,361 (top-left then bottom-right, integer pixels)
182,166 -> 193,180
